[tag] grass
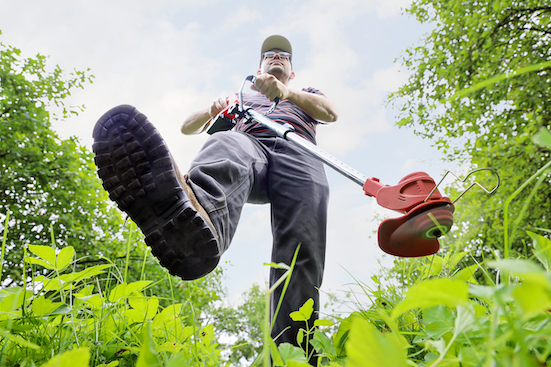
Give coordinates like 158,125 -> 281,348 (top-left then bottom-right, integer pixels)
1,129 -> 551,366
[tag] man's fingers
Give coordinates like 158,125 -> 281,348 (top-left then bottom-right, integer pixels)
210,97 -> 228,117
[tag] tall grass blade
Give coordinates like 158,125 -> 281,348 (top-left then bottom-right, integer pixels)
124,221 -> 135,283
1,211 -> 9,283
503,159 -> 551,261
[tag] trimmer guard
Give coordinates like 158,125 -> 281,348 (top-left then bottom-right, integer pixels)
378,198 -> 454,257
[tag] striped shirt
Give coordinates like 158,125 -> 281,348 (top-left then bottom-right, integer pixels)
233,87 -> 325,144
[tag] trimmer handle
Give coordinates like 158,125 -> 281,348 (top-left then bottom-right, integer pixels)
207,75 -> 280,135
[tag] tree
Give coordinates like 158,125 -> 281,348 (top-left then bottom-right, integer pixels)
209,283 -> 267,365
0,32 -> 110,283
0,33 -> 229,335
390,1 -> 551,261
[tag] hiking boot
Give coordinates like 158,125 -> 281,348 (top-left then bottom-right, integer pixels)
92,104 -> 220,280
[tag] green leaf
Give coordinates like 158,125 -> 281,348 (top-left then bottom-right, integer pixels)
29,245 -> 55,265
314,319 -> 333,327
56,246 -> 75,271
488,259 -> 548,287
454,304 -> 476,335
452,264 -> 479,283
444,251 -> 467,270
422,255 -> 443,277
25,257 -> 55,270
296,328 -> 304,345
128,296 -> 159,320
346,315 -> 409,367
488,258 -> 545,274
0,328 -> 40,350
31,296 -> 64,317
421,305 -> 454,340
136,323 -> 162,367
376,309 -> 411,349
310,331 -> 336,355
286,361 -> 312,367
27,245 -> 56,266
269,338 -> 284,366
166,354 -> 190,367
97,362 -> 120,367
40,347 -> 90,367
532,127 -> 551,150
392,278 -> 469,318
333,313 -> 355,357
72,264 -> 112,282
108,283 -> 127,303
278,343 -> 308,364
527,231 -> 551,271
289,298 -> 314,322
513,281 -> 551,316
126,280 -> 152,295
0,287 -> 33,312
458,346 -> 484,367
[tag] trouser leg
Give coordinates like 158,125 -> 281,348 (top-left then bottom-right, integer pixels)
265,138 -> 329,361
186,131 -> 270,255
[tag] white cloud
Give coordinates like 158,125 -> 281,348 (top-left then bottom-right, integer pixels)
374,0 -> 412,18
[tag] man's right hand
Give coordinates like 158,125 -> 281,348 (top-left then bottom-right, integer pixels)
209,97 -> 228,119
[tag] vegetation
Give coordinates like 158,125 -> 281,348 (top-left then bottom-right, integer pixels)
390,0 -> 551,259
1,0 -> 551,365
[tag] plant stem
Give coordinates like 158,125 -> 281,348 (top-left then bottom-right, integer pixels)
124,221 -> 135,283
0,211 -> 9,283
504,158 -> 551,260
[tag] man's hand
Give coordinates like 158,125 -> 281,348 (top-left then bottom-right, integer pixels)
209,97 -> 228,118
182,97 -> 227,135
252,73 -> 290,101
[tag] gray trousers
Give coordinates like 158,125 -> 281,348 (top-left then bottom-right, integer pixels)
187,131 -> 329,348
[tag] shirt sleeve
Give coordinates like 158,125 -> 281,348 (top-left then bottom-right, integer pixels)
301,87 -> 326,97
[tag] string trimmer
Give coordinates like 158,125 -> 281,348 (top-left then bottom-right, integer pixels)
207,75 -> 499,257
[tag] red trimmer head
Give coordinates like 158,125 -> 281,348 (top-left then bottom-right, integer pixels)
363,172 -> 455,257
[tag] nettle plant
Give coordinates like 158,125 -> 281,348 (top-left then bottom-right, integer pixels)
0,231 -> 224,367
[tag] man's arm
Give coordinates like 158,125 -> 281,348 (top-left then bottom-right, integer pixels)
181,97 -> 228,135
286,89 -> 338,123
253,74 -> 338,123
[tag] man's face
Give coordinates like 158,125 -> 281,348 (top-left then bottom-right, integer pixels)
259,48 -> 294,82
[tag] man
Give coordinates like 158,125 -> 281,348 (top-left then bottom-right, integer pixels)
92,35 -> 338,361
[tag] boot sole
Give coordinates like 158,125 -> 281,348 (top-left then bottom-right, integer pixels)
92,104 -> 219,280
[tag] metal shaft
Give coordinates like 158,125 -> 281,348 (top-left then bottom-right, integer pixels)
248,109 -> 368,186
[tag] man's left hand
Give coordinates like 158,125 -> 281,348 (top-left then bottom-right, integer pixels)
251,73 -> 289,101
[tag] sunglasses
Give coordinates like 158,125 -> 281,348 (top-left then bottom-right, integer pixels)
262,51 -> 291,60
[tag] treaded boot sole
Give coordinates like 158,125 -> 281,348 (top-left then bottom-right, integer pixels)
92,104 -> 219,280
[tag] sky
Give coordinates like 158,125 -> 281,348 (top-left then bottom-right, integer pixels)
0,0 -> 448,314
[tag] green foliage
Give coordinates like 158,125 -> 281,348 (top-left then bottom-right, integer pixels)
0,242 -> 226,367
211,283 -> 267,365
0,31 -> 124,284
390,0 -> 551,259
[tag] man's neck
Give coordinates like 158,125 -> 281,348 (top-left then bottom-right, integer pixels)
268,71 -> 289,85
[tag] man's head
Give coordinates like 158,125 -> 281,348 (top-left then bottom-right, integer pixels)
258,35 -> 295,84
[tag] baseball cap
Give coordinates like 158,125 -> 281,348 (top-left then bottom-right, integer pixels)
260,35 -> 292,62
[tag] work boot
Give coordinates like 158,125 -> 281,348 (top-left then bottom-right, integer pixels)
92,104 -> 220,280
